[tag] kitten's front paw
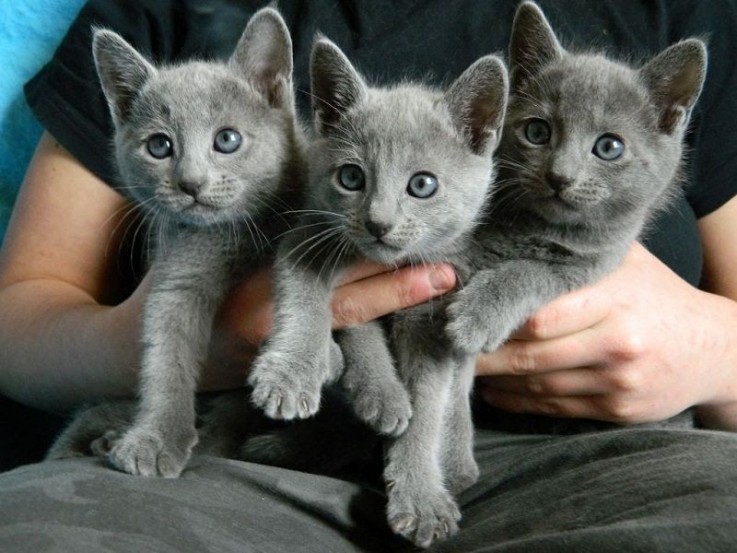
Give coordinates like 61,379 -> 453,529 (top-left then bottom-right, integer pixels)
248,351 -> 325,420
349,381 -> 412,437
386,480 -> 461,549
107,425 -> 197,478
446,290 -> 505,354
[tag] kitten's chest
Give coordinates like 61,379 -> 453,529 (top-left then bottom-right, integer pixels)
158,222 -> 277,274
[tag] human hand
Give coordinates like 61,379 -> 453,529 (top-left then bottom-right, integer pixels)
200,261 -> 457,391
475,242 -> 737,425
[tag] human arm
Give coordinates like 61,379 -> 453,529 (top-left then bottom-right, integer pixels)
0,133 -> 144,413
475,198 -> 737,430
0,133 -> 456,413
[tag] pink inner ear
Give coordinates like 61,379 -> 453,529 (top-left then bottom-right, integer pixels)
251,62 -> 287,106
660,105 -> 687,135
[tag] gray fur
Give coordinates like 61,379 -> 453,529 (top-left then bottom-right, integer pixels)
246,36 -> 508,548
88,8 -> 305,478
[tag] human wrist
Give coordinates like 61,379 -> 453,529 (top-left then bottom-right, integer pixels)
692,291 -> 737,429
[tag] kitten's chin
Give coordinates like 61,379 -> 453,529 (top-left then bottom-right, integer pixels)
170,202 -> 234,227
533,195 -> 601,224
357,242 -> 406,265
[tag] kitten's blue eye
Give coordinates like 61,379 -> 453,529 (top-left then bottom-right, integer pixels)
524,119 -> 551,145
407,172 -> 438,199
214,128 -> 242,154
593,134 -> 625,161
338,164 -> 365,191
147,133 -> 173,159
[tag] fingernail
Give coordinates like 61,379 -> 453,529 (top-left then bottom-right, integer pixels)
429,265 -> 455,292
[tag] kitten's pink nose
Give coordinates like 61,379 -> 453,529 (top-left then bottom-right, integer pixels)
178,180 -> 204,198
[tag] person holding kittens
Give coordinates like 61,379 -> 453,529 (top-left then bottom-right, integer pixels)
1,1 -> 737,551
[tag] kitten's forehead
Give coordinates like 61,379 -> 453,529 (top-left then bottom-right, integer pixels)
519,54 -> 655,131
135,62 -> 264,125
345,85 -> 466,168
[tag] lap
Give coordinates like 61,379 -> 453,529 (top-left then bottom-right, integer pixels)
1,421 -> 736,552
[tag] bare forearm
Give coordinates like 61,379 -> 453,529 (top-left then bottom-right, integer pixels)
0,279 -> 142,413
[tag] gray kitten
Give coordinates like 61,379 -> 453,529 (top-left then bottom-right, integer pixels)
83,8 -> 304,478
247,37 -> 507,427
246,37 -> 508,548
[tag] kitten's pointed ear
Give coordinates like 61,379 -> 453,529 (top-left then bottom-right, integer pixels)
639,39 -> 707,135
310,36 -> 368,134
229,7 -> 294,110
92,29 -> 156,125
509,1 -> 564,90
445,55 -> 509,155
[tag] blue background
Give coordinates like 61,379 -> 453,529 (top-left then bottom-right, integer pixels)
0,0 -> 87,243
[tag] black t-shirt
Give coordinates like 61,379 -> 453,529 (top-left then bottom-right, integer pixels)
24,0 -> 737,288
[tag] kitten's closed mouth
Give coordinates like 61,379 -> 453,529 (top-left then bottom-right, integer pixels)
371,238 -> 401,250
360,239 -> 404,263
183,200 -> 220,213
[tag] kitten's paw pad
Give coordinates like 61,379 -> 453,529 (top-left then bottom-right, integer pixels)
107,426 -> 196,478
351,384 -> 412,437
248,352 -> 324,420
386,486 -> 461,548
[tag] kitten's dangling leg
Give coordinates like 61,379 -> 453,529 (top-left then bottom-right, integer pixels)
248,229 -> 350,420
384,316 -> 461,549
440,355 -> 479,495
336,322 -> 412,437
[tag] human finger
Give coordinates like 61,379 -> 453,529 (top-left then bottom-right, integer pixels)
512,279 -> 613,341
337,259 -> 393,285
331,263 -> 456,328
478,387 -> 610,421
477,366 -> 611,397
476,328 -> 605,376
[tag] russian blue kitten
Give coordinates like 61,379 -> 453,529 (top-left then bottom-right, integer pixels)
246,36 -> 508,548
91,8 -> 304,478
393,5 -> 704,544
447,2 -> 707,356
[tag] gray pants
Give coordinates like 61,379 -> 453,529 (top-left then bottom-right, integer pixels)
1,418 -> 736,552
